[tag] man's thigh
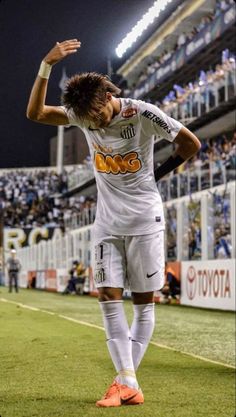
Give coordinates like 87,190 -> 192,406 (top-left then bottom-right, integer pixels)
126,230 -> 165,293
93,230 -> 126,289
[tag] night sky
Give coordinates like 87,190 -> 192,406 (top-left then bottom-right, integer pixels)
0,0 -> 157,168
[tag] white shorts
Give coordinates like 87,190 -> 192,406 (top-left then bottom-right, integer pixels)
92,229 -> 165,293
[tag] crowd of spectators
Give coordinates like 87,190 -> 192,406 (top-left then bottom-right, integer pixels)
162,128 -> 235,262
158,50 -> 235,122
0,169 -> 96,230
123,0 -> 234,94
158,131 -> 236,201
165,189 -> 232,262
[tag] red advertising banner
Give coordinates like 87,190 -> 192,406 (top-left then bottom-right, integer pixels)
45,269 -> 57,292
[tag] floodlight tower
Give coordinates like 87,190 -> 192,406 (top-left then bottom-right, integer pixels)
115,0 -> 172,58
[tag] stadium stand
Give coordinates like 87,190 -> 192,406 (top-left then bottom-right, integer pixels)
0,167 -> 96,230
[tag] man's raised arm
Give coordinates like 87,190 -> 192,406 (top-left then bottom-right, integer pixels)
26,39 -> 81,126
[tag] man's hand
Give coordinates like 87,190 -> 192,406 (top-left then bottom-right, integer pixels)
43,39 -> 81,65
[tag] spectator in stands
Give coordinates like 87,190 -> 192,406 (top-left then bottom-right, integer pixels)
166,206 -> 177,259
188,225 -> 198,259
214,228 -> 232,259
6,249 -> 21,293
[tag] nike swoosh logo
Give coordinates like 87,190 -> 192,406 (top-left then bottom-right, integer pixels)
146,271 -> 158,278
120,392 -> 138,404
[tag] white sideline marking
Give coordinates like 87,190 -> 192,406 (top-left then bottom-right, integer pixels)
150,340 -> 236,369
58,314 -> 104,331
1,297 -> 235,370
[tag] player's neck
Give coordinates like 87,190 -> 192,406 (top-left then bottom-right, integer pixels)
112,97 -> 121,118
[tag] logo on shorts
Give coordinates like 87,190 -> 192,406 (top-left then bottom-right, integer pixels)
146,270 -> 158,279
95,268 -> 105,284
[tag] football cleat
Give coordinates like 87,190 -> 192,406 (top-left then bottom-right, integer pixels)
96,381 -> 144,407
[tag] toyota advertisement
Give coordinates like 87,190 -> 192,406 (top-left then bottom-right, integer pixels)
181,260 -> 235,311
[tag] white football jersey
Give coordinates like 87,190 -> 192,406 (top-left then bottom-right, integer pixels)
62,98 -> 183,235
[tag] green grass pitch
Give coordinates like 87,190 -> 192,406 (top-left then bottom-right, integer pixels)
0,288 -> 235,417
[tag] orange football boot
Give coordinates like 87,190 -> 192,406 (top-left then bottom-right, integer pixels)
96,381 -> 144,407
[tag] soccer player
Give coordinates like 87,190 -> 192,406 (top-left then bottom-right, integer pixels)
27,39 -> 201,407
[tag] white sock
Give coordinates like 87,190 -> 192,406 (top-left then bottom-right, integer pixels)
130,303 -> 155,370
99,300 -> 138,389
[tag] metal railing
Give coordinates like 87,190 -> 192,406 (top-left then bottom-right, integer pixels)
158,161 -> 235,202
159,69 -> 236,124
64,205 -> 96,231
67,165 -> 94,190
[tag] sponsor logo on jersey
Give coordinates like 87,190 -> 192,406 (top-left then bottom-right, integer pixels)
92,142 -> 113,153
120,124 -> 136,139
122,107 -> 137,118
142,110 -> 171,134
94,151 -> 142,174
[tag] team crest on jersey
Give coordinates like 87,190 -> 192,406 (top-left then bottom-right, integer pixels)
122,107 -> 137,118
120,124 -> 136,139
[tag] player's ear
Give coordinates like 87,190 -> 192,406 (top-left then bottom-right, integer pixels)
106,92 -> 112,101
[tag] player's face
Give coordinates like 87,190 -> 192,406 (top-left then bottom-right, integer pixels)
96,103 -> 113,128
90,93 -> 114,128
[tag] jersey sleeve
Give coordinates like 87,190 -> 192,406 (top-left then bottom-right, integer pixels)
60,106 -> 85,128
139,101 -> 183,142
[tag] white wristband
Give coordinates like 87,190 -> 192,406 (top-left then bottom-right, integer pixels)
38,61 -> 52,79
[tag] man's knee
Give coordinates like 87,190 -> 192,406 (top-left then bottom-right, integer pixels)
132,291 -> 154,304
98,287 -> 123,302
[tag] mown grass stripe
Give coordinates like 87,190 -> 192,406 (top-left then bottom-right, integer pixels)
1,297 -> 235,370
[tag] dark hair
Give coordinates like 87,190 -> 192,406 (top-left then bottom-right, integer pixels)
62,72 -> 121,120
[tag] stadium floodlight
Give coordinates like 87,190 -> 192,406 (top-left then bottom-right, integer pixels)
115,0 -> 172,58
